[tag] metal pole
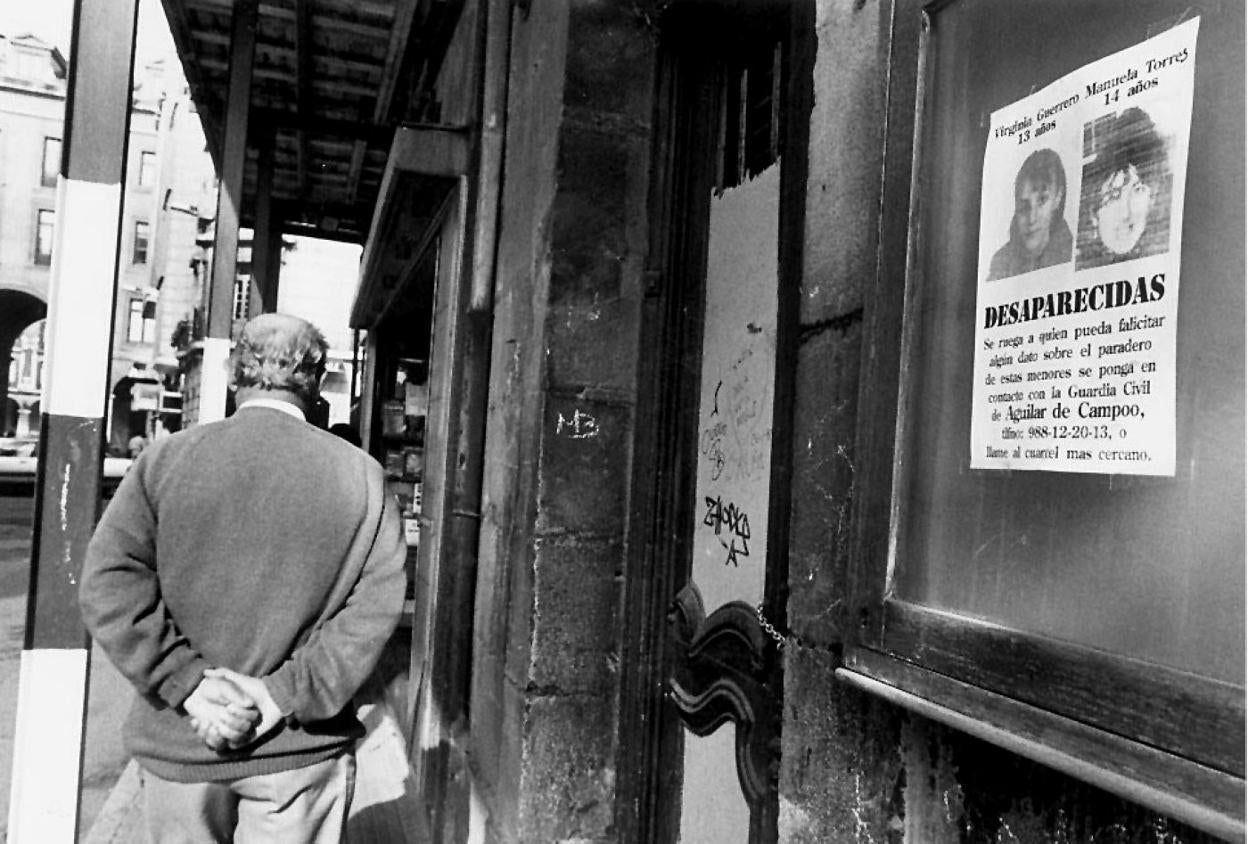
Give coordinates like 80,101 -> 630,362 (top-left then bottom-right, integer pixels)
201,0 -> 258,423
350,328 -> 361,414
6,0 -> 138,838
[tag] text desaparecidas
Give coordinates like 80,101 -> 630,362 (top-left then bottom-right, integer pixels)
983,273 -> 1164,329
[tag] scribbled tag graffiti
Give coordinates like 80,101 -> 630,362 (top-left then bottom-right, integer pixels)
702,495 -> 751,566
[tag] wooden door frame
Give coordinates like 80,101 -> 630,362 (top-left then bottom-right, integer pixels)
615,2 -> 813,840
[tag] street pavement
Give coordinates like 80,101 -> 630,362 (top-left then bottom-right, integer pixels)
0,494 -> 131,842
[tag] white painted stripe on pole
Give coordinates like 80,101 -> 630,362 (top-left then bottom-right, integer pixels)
6,648 -> 89,841
42,177 -> 122,419
198,337 -> 232,423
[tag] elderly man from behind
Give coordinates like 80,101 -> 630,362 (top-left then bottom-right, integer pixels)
80,313 -> 406,842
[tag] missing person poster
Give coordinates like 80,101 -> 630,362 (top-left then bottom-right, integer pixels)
970,19 -> 1199,476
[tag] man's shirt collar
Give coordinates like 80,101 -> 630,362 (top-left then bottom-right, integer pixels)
237,397 -> 306,421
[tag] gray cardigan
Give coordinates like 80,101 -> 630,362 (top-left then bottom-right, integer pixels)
79,406 -> 406,783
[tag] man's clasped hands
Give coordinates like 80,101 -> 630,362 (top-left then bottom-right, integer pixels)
181,668 -> 284,751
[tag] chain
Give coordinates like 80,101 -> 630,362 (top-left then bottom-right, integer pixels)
755,603 -> 787,649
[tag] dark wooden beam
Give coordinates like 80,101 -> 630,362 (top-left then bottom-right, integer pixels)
346,140 -> 368,203
185,0 -> 392,39
271,198 -> 370,243
252,127 -> 280,313
249,109 -> 396,143
374,0 -> 420,125
193,0 -> 258,424
195,58 -> 380,99
192,31 -> 384,77
343,0 -> 419,207
207,0 -> 257,341
293,0 -> 313,199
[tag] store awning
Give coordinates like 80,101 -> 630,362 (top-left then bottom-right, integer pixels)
351,124 -> 468,328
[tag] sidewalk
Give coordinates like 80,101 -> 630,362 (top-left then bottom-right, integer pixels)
84,659 -> 428,842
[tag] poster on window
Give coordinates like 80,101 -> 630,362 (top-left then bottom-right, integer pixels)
970,18 -> 1198,476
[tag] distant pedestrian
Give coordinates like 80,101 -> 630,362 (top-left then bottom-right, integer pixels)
80,313 -> 407,842
127,433 -> 148,458
328,422 -> 362,448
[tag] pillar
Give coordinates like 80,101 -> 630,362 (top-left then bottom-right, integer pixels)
6,0 -> 139,838
251,128 -> 282,314
201,0 -> 258,423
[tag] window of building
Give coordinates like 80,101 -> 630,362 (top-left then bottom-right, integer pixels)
42,137 -> 60,187
14,49 -> 42,82
126,299 -> 144,343
133,220 -> 149,264
715,42 -> 782,192
138,150 -> 156,188
35,209 -> 55,265
232,275 -> 251,321
127,298 -> 156,344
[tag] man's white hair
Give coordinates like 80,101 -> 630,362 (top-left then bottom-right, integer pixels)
231,313 -> 328,403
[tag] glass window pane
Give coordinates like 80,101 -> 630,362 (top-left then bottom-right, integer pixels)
35,210 -> 55,265
892,0 -> 1244,683
42,138 -> 60,187
127,300 -> 145,343
133,221 -> 149,264
138,151 -> 155,187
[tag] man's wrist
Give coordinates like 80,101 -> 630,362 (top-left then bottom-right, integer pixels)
162,659 -> 211,709
263,672 -> 296,720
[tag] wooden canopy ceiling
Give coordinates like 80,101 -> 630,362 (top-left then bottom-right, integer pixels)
160,0 -> 462,243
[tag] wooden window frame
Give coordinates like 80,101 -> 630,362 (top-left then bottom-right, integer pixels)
615,2 -> 810,842
842,1 -> 1244,840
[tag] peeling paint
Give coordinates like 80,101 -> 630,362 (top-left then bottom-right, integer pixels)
59,463 -> 71,533
851,770 -> 873,842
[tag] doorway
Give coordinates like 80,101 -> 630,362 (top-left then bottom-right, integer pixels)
618,2 -> 809,841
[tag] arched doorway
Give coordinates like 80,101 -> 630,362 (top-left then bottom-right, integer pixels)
0,291 -> 48,440
3,398 -> 17,439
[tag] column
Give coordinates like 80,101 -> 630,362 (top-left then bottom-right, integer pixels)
201,0 -> 258,423
6,0 -> 138,838
251,128 -> 282,314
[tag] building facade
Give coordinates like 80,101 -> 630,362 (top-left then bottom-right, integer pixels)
59,1 -> 1245,842
0,32 -> 193,449
338,2 -> 1244,841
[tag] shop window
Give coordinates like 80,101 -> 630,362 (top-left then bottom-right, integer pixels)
41,137 -> 60,187
34,209 -> 54,265
848,0 -> 1243,837
133,220 -> 150,264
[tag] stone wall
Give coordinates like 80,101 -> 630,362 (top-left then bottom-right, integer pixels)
470,2 -> 654,841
